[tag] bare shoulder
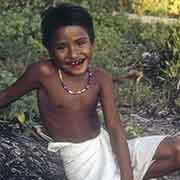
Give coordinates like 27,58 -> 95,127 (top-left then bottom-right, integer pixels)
93,68 -> 113,87
27,60 -> 56,78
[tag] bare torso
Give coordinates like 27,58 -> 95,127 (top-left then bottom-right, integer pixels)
37,61 -> 101,142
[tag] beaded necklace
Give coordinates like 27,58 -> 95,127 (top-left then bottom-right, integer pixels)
58,68 -> 92,95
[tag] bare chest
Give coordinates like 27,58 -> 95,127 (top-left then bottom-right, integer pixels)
38,74 -> 100,112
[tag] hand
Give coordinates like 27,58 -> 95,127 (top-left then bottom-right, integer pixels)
126,70 -> 143,81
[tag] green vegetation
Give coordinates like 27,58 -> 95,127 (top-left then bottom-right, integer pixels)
130,0 -> 180,17
0,0 -> 179,135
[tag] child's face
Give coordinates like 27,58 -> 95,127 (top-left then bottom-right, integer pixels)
50,25 -> 93,76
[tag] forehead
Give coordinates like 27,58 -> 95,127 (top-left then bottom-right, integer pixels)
54,25 -> 90,41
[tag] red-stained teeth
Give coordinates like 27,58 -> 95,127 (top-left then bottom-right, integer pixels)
71,59 -> 84,66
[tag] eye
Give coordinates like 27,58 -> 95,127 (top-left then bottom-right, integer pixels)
56,43 -> 67,51
76,38 -> 89,47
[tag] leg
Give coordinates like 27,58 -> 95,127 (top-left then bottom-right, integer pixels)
143,135 -> 180,179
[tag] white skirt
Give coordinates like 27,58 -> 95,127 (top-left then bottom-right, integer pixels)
48,128 -> 166,180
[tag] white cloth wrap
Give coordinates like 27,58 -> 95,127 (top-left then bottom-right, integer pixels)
48,128 -> 166,180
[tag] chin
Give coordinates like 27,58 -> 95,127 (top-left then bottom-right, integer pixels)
72,61 -> 89,75
72,67 -> 88,76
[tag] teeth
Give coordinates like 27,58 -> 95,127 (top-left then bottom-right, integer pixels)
71,59 -> 84,65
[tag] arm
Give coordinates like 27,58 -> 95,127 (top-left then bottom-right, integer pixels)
0,63 -> 40,108
99,71 -> 133,180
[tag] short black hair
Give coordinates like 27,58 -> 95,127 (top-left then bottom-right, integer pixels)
41,3 -> 95,50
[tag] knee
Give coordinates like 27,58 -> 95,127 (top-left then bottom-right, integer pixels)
172,136 -> 180,164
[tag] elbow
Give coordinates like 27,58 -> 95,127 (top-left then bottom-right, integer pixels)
106,118 -> 125,138
106,112 -> 121,128
106,118 -> 121,133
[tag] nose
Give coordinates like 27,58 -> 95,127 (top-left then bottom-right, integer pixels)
68,45 -> 79,59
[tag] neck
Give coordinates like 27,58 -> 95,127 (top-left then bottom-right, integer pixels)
58,67 -> 92,95
61,70 -> 88,82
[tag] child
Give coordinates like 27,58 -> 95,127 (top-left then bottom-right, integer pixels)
1,3 -> 180,180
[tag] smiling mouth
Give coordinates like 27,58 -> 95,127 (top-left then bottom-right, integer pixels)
66,59 -> 85,66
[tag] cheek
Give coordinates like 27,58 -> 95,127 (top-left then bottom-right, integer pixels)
84,48 -> 92,58
54,51 -> 67,60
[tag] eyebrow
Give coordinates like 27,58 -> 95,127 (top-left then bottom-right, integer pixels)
75,36 -> 89,42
